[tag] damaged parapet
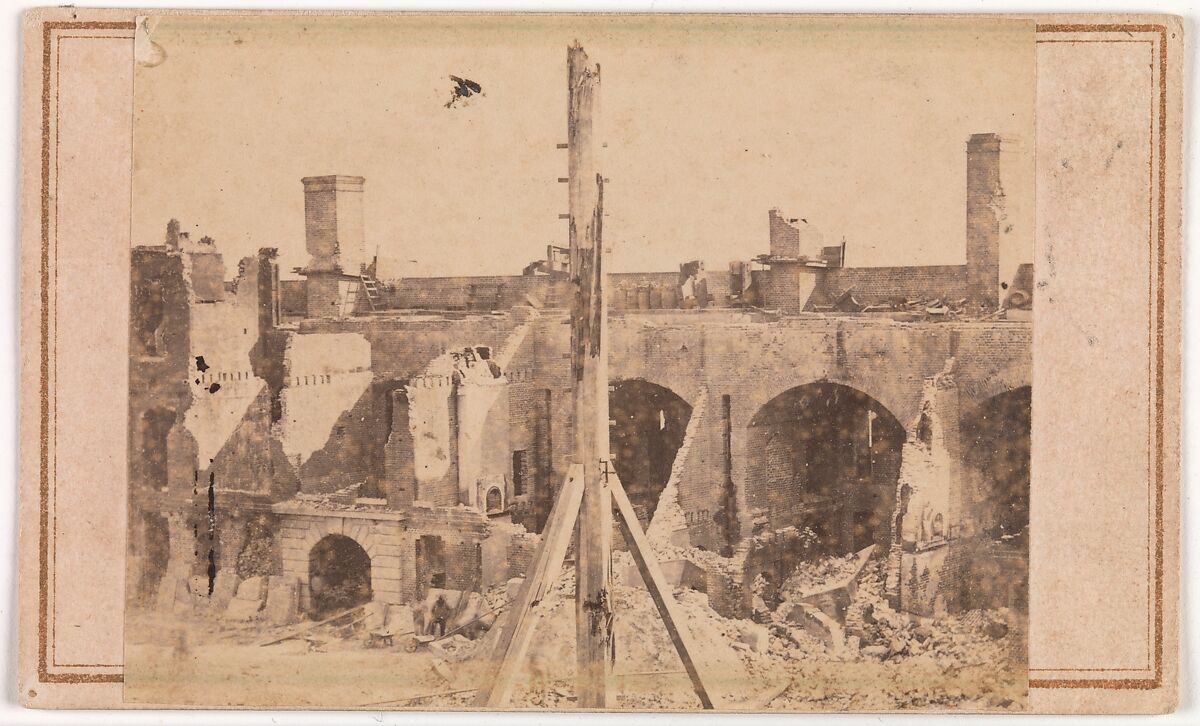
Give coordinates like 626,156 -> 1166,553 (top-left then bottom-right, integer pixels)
885,358 -> 962,616
756,210 -> 843,314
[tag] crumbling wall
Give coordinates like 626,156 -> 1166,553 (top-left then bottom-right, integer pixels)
885,360 -> 965,616
404,507 -> 490,599
206,387 -> 276,494
277,331 -> 374,493
404,343 -> 514,509
645,387 -> 705,548
382,387 -> 417,508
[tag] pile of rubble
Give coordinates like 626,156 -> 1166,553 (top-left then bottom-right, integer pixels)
813,287 -> 1012,320
841,558 -> 1016,669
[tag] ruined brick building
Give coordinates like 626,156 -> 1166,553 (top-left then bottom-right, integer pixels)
128,133 -> 1031,624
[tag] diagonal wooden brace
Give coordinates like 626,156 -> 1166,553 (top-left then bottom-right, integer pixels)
473,464 -> 585,707
609,471 -> 723,709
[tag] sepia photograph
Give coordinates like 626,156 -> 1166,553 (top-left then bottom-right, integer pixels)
122,14 -> 1034,711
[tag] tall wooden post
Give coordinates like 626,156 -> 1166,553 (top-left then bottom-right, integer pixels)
567,42 -> 612,709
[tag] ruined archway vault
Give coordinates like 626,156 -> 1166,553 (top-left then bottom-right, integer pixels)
743,381 -> 906,555
608,379 -> 694,531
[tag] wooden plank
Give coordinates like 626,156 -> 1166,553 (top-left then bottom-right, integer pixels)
472,465 -> 584,707
609,472 -> 723,710
257,603 -> 366,647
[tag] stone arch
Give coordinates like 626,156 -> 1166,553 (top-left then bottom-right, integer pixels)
307,533 -> 373,617
749,375 -> 912,435
964,362 -> 1032,409
608,378 -> 694,528
485,486 -> 503,513
745,381 -> 905,555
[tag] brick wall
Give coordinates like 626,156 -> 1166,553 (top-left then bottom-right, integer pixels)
377,271 -> 741,313
810,265 -> 969,307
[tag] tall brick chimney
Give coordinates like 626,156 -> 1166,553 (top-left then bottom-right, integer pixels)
965,134 -> 1003,309
302,175 -> 367,275
300,175 -> 367,318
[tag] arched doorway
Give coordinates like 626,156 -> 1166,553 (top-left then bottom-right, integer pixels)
960,385 -> 1031,610
308,534 -> 372,618
608,380 -> 693,528
746,382 -> 905,555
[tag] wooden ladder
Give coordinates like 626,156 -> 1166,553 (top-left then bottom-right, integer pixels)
359,274 -> 380,312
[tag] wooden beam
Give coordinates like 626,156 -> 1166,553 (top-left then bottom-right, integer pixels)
473,465 -> 584,707
609,472 -> 723,709
566,42 -> 613,709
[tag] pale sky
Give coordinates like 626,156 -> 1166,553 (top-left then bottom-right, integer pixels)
133,15 -> 1034,280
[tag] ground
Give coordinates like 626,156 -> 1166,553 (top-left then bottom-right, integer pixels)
123,556 -> 1026,711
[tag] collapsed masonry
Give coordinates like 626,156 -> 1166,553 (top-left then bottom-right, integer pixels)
128,133 -> 1030,634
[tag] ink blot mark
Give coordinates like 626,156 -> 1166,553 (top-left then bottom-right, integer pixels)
207,470 -> 217,596
208,383 -> 221,394
445,75 -> 483,108
195,355 -> 210,372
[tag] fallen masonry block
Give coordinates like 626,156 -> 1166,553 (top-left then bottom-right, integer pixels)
211,570 -> 240,610
785,603 -> 846,651
794,545 -> 875,625
224,575 -> 267,621
737,622 -> 771,653
263,576 -> 299,626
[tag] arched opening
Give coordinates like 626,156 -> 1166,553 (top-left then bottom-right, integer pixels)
485,486 -> 503,513
746,382 -> 905,555
139,407 -> 175,492
960,385 -> 1031,610
608,379 -> 693,528
307,534 -> 372,618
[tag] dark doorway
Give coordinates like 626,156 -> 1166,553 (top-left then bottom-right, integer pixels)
415,534 -> 447,596
307,534 -> 372,618
960,385 -> 1031,611
608,380 -> 693,528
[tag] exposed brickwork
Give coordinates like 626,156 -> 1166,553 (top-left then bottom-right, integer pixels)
810,265 -> 969,308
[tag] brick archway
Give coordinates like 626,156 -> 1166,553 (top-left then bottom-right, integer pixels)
744,381 -> 905,554
609,378 -> 694,528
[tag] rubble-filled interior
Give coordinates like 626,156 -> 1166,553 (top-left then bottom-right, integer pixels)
126,132 -> 1032,709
